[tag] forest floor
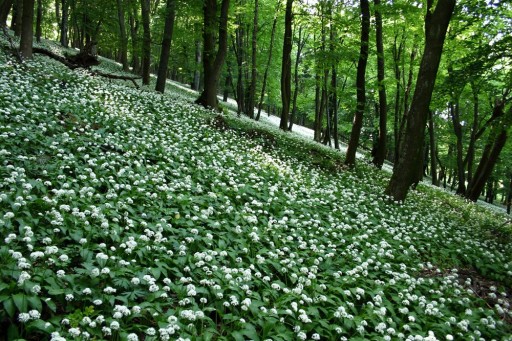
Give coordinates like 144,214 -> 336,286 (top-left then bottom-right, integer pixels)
1,37 -> 512,340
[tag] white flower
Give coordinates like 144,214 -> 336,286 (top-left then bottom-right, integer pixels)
68,327 -> 81,337
18,313 -> 30,323
127,333 -> 138,341
110,321 -> 120,330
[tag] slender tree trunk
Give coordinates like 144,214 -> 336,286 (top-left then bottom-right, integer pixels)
155,0 -> 176,93
196,0 -> 230,111
0,0 -> 14,26
140,0 -> 151,85
289,26 -> 306,131
466,82 -> 479,185
345,0 -> 370,166
234,13 -> 246,115
193,26 -> 202,91
393,30 -> 404,163
60,0 -> 68,47
428,110 -> 437,185
129,5 -> 140,73
116,0 -> 129,71
19,0 -> 34,59
450,100 -> 466,195
506,174 -> 512,214
385,0 -> 456,201
466,106 -> 510,201
246,0 -> 258,119
372,0 -> 387,168
256,2 -> 279,121
279,0 -> 293,130
35,0 -> 42,42
12,0 -> 22,36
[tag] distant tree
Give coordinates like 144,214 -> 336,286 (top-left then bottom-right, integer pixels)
0,0 -> 14,26
279,0 -> 293,130
140,0 -> 151,85
116,0 -> 129,71
60,0 -> 69,47
344,0 -> 370,166
35,0 -> 42,42
155,0 -> 176,93
385,0 -> 456,201
195,0 -> 230,110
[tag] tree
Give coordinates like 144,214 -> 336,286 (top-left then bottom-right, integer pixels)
371,0 -> 387,168
344,0 -> 370,166
385,0 -> 456,201
195,0 -> 230,111
0,0 -> 14,26
140,0 -> 151,85
155,0 -> 176,93
35,0 -> 42,42
60,0 -> 69,47
19,0 -> 34,59
279,0 -> 293,131
116,0 -> 129,71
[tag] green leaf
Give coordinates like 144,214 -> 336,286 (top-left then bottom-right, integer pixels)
3,298 -> 15,318
27,296 -> 42,312
45,299 -> 57,313
13,293 -> 28,313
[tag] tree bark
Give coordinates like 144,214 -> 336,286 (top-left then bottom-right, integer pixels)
129,4 -> 140,73
35,0 -> 41,42
116,0 -> 129,71
234,9 -> 246,116
385,0 -> 456,201
0,0 -> 14,26
372,0 -> 387,168
19,0 -> 34,59
392,30 -> 404,163
256,2 -> 279,121
193,26 -> 202,91
279,0 -> 293,130
450,100 -> 466,195
12,0 -> 22,36
289,25 -> 306,131
195,0 -> 230,111
506,174 -> 512,214
155,0 -> 176,93
246,0 -> 258,119
428,110 -> 437,185
140,0 -> 151,85
60,0 -> 68,47
345,0 -> 370,166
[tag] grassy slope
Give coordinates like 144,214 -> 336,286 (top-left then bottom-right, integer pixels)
0,40 -> 511,340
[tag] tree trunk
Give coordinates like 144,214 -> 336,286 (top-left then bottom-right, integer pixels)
279,0 -> 293,131
256,2 -> 279,121
116,0 -> 129,71
60,0 -> 68,47
12,0 -> 22,36
466,82 -> 479,185
345,0 -> 370,166
195,0 -> 230,111
19,0 -> 34,59
466,108 -> 510,202
392,30 -> 404,163
0,0 -> 14,26
428,110 -> 437,185
314,55 -> 322,142
155,0 -> 176,93
129,5 -> 139,73
289,26 -> 306,131
450,101 -> 466,195
372,0 -> 387,168
385,0 -> 456,201
140,0 -> 151,85
234,12 -> 246,115
506,174 -> 512,214
193,28 -> 202,91
35,0 -> 41,42
246,0 -> 258,119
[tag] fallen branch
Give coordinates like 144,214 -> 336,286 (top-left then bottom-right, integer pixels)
92,70 -> 141,88
32,46 -> 141,88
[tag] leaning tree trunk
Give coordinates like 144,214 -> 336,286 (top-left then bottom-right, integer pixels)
372,0 -> 388,168
155,0 -> 176,93
385,0 -> 456,201
140,0 -> 151,85
19,0 -> 34,59
279,0 -> 293,131
195,0 -> 230,111
345,0 -> 370,166
116,0 -> 129,71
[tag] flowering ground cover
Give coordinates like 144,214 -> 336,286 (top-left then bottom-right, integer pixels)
0,43 -> 511,340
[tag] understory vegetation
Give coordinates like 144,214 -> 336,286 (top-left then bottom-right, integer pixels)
1,41 -> 512,340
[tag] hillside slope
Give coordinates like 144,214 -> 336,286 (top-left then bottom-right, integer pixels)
0,43 -> 511,340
